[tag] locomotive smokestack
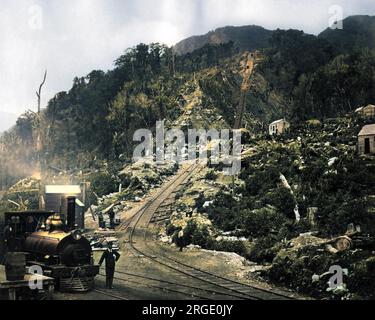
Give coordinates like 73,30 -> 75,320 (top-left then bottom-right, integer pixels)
67,196 -> 76,230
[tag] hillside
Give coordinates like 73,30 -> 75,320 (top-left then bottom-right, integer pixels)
319,15 -> 375,52
162,113 -> 375,299
174,25 -> 273,55
1,16 -> 375,193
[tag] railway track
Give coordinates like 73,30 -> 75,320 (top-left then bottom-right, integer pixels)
99,267 -> 255,300
117,167 -> 188,232
93,288 -> 129,300
98,271 -> 207,300
122,162 -> 295,300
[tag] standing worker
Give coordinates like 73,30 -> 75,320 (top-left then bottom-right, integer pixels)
98,211 -> 105,229
108,208 -> 115,229
99,242 -> 120,289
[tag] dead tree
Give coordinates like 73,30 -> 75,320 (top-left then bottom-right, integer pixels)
36,70 -> 47,115
35,70 -> 47,209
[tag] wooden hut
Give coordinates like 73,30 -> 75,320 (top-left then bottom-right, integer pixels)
355,105 -> 375,118
269,119 -> 290,135
358,124 -> 375,155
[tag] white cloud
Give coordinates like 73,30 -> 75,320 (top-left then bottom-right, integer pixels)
0,0 -> 373,119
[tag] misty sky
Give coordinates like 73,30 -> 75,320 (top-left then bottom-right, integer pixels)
0,0 -> 374,121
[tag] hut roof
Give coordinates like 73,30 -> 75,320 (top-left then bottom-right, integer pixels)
270,119 -> 288,126
355,104 -> 375,112
359,124 -> 375,136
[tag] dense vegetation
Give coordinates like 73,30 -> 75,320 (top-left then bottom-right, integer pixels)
261,29 -> 375,120
205,115 -> 375,240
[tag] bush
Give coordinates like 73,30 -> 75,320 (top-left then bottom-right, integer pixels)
195,193 -> 207,213
166,223 -> 180,236
172,229 -> 191,249
207,191 -> 240,231
89,172 -> 117,198
191,224 -> 211,247
262,187 -> 296,219
248,235 -> 281,263
209,240 -> 248,257
278,219 -> 311,240
242,207 -> 286,238
171,219 -> 212,250
242,167 -> 280,196
349,257 -> 375,299
319,197 -> 373,236
205,170 -> 218,181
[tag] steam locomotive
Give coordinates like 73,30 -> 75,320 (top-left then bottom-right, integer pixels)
1,197 -> 99,292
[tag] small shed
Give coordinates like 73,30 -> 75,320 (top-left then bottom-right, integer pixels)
44,185 -> 85,229
355,104 -> 375,118
269,119 -> 290,135
358,124 -> 375,155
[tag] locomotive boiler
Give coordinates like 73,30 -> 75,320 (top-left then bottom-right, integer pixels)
1,197 -> 99,292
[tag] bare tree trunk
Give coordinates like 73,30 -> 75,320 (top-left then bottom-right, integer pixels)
36,70 -> 47,115
35,70 -> 47,209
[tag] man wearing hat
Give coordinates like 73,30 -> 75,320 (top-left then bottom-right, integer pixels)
99,242 -> 120,289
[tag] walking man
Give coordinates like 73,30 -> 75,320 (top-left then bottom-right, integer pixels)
99,242 -> 120,289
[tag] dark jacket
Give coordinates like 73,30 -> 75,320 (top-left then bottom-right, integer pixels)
99,249 -> 120,269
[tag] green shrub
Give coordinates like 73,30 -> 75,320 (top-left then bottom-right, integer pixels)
166,223 -> 180,236
207,191 -> 240,231
191,224 -> 211,247
205,170 -> 218,181
248,235 -> 281,263
278,219 -> 311,240
262,187 -> 296,219
209,240 -> 248,257
89,172 -> 117,198
172,229 -> 191,249
242,207 -> 286,238
319,198 -> 373,236
171,220 -> 212,249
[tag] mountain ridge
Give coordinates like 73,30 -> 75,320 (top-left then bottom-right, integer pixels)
319,15 -> 375,51
174,25 -> 273,55
174,15 -> 375,56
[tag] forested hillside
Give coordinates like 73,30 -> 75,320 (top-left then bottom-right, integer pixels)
319,15 -> 375,52
1,15 -> 375,199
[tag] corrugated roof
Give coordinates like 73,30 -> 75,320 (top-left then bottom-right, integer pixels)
359,124 -> 375,136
